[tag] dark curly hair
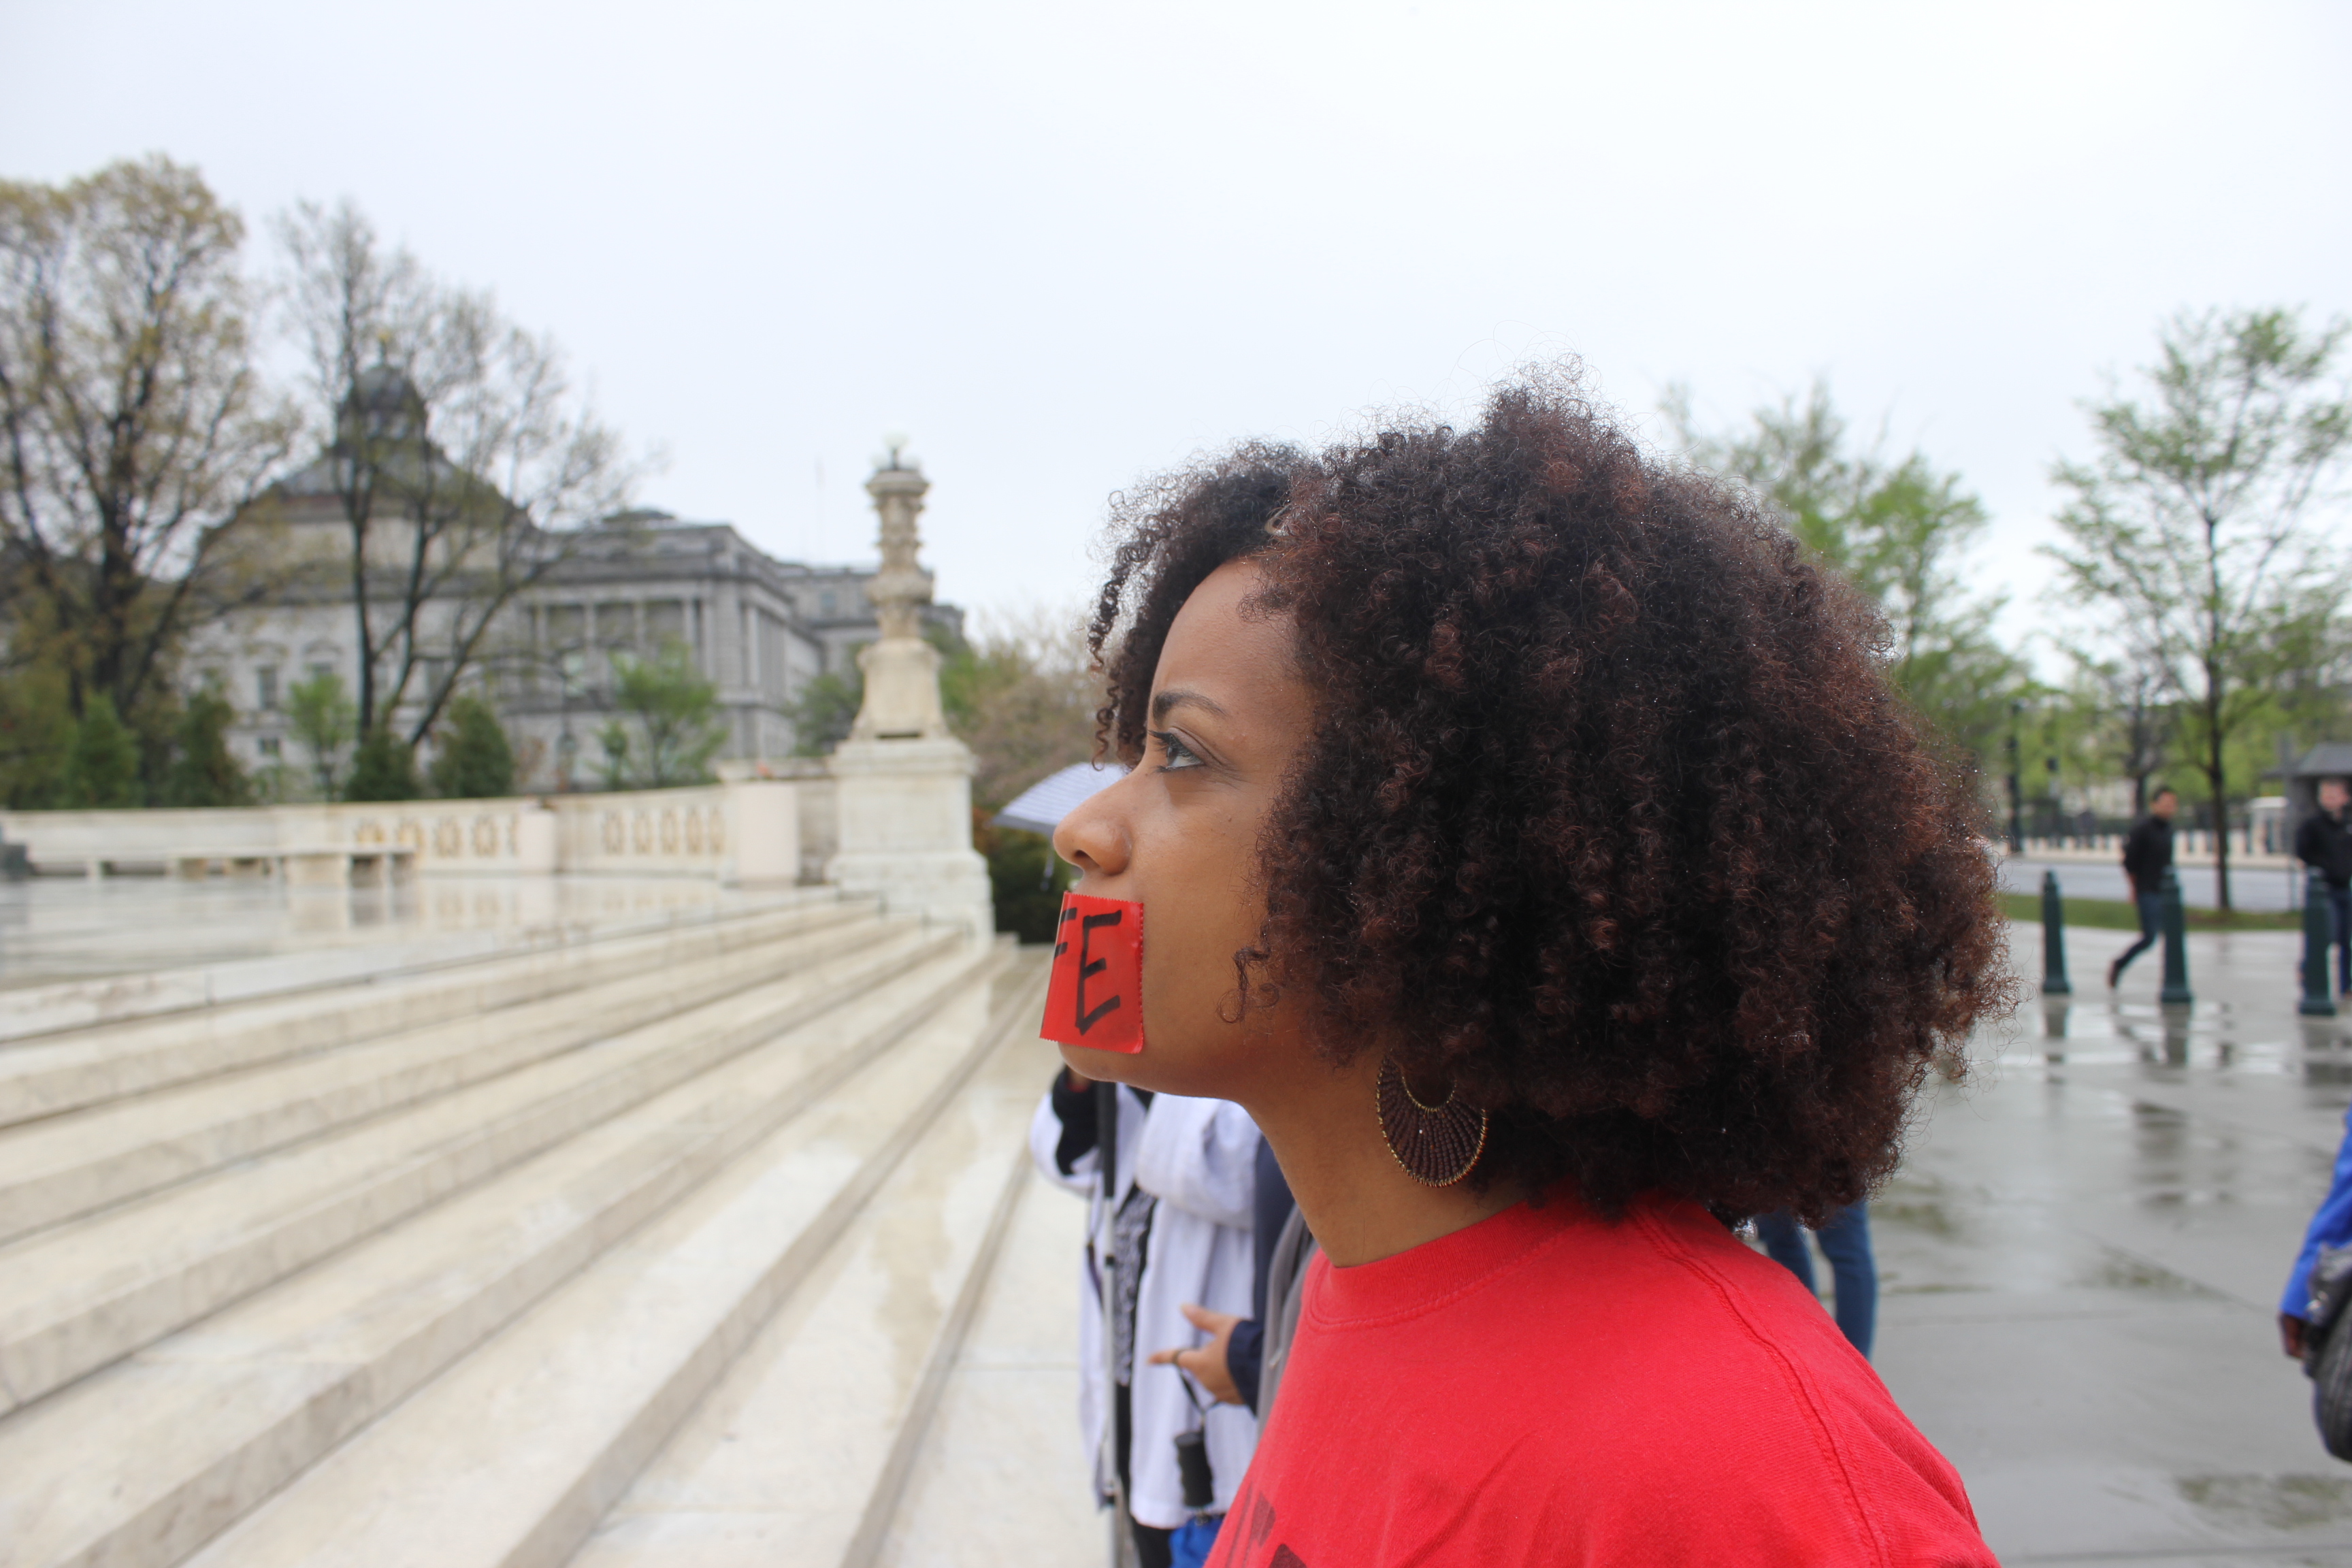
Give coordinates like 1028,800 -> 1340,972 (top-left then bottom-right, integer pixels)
1090,374 -> 2012,1224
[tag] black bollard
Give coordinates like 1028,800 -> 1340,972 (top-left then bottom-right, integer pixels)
2304,868 -> 2339,1017
2159,866 -> 2193,1007
2040,870 -> 2072,994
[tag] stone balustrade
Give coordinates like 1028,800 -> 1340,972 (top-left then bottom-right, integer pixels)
0,779 -> 813,887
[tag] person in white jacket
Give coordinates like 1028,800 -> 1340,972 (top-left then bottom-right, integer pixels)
1031,1075 -> 1260,1566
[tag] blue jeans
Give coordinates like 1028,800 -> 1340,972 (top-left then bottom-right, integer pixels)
1756,1203 -> 1876,1358
2112,891 -> 2164,977
1169,1516 -> 1222,1568
2331,887 -> 2352,994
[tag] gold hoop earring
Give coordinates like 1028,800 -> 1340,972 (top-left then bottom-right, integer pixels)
1375,1054 -> 1488,1187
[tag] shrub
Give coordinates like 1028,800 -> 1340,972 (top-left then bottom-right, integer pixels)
429,693 -> 517,799
344,725 -> 421,802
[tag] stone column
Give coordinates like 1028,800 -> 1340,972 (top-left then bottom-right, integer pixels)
825,442 -> 992,938
849,454 -> 950,741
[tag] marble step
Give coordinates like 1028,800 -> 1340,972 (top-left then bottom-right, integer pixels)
0,923 -> 959,1417
866,1105 -> 1102,1568
0,890 -> 838,1047
0,910 -> 901,1245
175,954 -> 1052,1568
0,940 -> 1017,1568
568,960 -> 1055,1568
0,894 -> 863,1130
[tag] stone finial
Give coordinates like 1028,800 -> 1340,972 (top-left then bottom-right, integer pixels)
863,451 -> 933,643
847,443 -> 949,741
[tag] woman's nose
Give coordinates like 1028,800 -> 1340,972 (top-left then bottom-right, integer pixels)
1053,778 -> 1131,884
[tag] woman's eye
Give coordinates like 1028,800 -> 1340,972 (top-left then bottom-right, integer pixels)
1150,729 -> 1205,771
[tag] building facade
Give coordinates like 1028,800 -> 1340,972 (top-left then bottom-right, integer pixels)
183,379 -> 960,794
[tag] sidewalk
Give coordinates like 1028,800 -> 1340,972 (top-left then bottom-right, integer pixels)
1874,921 -> 2352,1565
2001,855 -> 2310,913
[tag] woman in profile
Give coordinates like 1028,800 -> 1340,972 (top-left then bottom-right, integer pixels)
1051,373 -> 2008,1566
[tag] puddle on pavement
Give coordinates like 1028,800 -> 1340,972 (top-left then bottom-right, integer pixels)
2076,1245 -> 2223,1296
1991,995 -> 2347,1078
2177,1473 -> 2352,1532
1875,1198 -> 1965,1239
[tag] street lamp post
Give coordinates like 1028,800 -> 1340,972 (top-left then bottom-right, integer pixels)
2006,700 -> 2024,855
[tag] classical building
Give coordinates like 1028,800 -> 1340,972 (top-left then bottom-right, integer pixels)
183,369 -> 962,792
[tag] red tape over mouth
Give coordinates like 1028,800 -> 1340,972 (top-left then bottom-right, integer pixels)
1040,892 -> 1144,1053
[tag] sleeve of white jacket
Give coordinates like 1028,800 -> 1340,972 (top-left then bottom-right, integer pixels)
1132,1094 -> 1258,1228
1029,1088 -> 1098,1196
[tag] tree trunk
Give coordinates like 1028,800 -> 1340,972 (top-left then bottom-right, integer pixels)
348,493 -> 378,734
2208,696 -> 2232,913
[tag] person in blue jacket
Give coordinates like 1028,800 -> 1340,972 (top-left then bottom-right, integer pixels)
2281,1105 -> 2352,1358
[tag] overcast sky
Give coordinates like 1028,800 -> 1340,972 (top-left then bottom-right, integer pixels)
5,1 -> 2347,661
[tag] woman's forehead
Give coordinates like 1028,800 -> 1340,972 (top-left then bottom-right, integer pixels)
1149,559 -> 1305,720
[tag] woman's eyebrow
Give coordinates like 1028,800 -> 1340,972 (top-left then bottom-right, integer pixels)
1149,688 -> 1230,725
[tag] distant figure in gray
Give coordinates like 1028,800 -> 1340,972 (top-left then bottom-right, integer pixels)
2299,777 -> 2352,998
2108,786 -> 2178,988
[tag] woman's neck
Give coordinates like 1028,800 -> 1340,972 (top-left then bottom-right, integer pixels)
1243,1049 -> 1522,1269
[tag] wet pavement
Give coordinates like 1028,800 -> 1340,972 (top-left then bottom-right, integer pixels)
1872,921 -> 2352,1565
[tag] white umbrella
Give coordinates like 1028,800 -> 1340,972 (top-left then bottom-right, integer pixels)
994,760 -> 1126,836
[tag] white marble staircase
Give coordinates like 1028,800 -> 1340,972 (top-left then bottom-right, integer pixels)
0,892 -> 1098,1568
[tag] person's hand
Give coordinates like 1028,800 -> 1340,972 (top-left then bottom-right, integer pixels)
2284,1312 -> 2311,1360
1149,1303 -> 1245,1405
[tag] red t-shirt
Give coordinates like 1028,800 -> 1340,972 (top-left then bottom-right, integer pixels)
1210,1193 -> 1993,1567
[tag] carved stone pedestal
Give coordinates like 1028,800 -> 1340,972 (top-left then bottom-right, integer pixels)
826,736 -> 993,939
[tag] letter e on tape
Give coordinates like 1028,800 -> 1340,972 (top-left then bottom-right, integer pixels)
1040,892 -> 1144,1053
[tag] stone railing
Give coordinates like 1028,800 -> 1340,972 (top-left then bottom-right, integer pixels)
546,787 -> 730,877
0,779 -> 804,886
286,800 -> 559,875
0,748 -> 979,930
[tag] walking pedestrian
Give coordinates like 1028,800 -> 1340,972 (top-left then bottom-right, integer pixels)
2297,777 -> 2352,998
1754,1203 -> 1877,1356
1049,376 -> 2005,1565
2110,787 -> 2180,987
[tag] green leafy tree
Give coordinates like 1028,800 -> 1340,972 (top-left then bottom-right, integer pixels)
973,809 -> 1075,943
595,720 -> 633,792
2059,650 -> 2174,817
0,667 -> 77,807
788,666 -> 864,757
2046,307 -> 2352,909
1667,382 -> 2027,766
285,670 -> 357,799
0,157 -> 297,725
344,725 -> 421,802
61,693 -> 141,806
938,606 -> 1100,811
428,692 -> 516,799
602,643 -> 728,788
160,689 -> 251,806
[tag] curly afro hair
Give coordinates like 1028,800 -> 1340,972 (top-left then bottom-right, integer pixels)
1090,374 -> 2012,1224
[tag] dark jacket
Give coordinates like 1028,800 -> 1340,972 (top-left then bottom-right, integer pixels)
2122,815 -> 2174,898
2300,809 -> 2352,889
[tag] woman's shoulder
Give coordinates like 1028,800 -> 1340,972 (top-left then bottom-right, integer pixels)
1528,1200 -> 1987,1553
1264,1197 -> 1991,1563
